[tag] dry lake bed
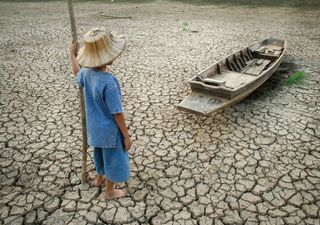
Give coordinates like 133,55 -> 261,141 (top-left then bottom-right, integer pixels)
0,1 -> 319,224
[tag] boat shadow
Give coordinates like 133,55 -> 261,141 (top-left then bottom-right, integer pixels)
246,58 -> 299,101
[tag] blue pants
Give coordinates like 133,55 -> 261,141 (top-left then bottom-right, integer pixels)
93,134 -> 130,182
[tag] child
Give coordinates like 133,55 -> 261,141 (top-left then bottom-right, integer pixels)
69,27 -> 131,199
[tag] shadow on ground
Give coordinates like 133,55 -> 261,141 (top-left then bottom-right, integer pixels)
247,56 -> 301,101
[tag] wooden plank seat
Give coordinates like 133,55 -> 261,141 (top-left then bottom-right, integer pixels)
222,72 -> 255,89
208,71 -> 255,89
255,45 -> 283,57
203,78 -> 226,86
243,59 -> 271,76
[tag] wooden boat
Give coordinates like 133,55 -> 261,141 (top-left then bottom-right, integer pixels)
177,38 -> 286,115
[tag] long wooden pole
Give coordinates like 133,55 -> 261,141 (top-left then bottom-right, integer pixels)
67,0 -> 88,183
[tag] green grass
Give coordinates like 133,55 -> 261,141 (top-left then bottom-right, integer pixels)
283,71 -> 306,86
257,88 -> 277,99
255,70 -> 306,100
181,21 -> 189,32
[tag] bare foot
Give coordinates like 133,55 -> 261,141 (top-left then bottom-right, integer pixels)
94,176 -> 106,187
105,189 -> 127,200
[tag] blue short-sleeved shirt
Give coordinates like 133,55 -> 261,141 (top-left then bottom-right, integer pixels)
76,67 -> 123,148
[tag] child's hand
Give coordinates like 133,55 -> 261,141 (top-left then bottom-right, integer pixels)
124,137 -> 132,151
69,41 -> 79,56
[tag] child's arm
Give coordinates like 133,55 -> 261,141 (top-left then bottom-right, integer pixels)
114,113 -> 132,151
69,42 -> 80,76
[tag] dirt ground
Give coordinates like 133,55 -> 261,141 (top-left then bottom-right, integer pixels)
0,1 -> 320,225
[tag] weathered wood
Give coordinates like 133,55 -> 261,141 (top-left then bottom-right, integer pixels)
68,0 -> 88,183
243,59 -> 271,76
177,92 -> 224,115
203,78 -> 226,86
178,38 -> 286,115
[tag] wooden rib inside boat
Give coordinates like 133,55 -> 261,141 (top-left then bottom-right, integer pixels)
177,38 -> 286,115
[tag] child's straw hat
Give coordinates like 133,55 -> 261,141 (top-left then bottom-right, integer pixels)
77,27 -> 125,68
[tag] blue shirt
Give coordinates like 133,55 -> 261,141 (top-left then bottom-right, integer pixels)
76,68 -> 123,148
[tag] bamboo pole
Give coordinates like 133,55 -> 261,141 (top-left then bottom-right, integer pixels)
67,0 -> 88,183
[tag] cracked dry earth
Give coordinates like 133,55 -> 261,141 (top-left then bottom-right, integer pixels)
0,1 -> 320,225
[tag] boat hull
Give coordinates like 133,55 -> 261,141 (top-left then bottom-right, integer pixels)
178,38 -> 286,115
